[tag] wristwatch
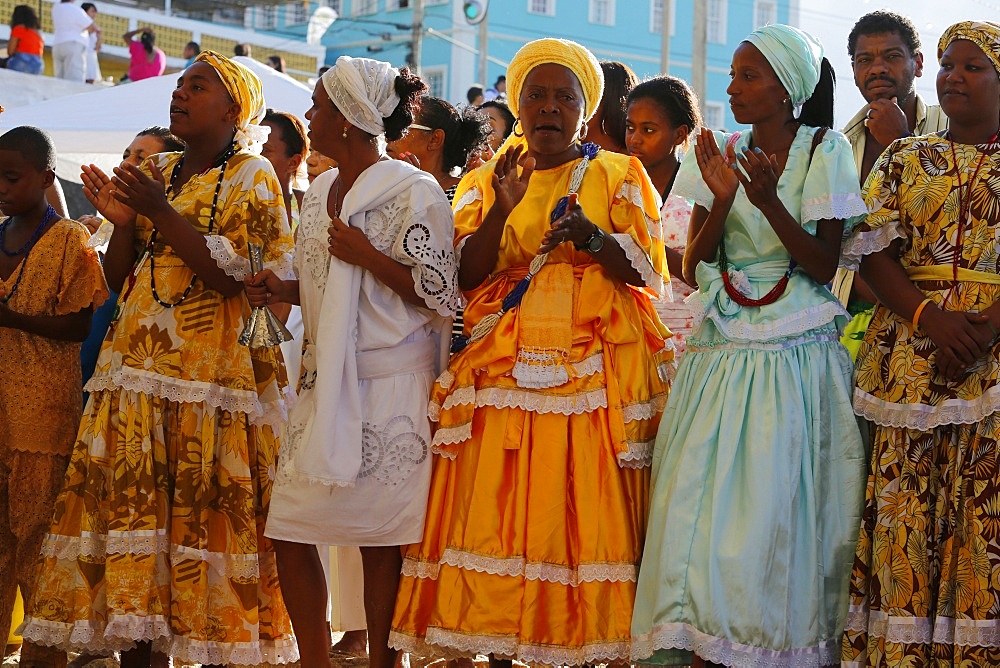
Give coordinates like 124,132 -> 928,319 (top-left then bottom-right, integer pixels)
580,226 -> 606,253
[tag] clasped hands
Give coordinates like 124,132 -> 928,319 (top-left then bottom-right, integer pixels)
921,306 -> 998,381
693,127 -> 781,212
539,193 -> 598,253
81,162 -> 172,227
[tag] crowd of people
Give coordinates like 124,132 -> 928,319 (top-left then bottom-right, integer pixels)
2,9 -> 1000,668
3,1 -> 292,84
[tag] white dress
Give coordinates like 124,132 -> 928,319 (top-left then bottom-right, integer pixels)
265,163 -> 463,547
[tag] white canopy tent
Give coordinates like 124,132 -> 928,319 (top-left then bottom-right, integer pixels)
0,57 -> 314,184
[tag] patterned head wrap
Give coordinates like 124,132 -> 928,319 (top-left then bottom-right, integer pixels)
744,24 -> 824,119
505,38 -> 604,121
938,21 -> 1000,78
193,51 -> 268,151
321,56 -> 401,137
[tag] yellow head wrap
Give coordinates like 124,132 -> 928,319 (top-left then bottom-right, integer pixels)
505,38 -> 604,122
193,50 -> 269,151
938,21 -> 1000,78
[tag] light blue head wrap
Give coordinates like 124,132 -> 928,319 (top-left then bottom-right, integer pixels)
744,24 -> 824,119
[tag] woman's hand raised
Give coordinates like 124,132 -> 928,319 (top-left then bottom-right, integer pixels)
694,127 -> 738,203
491,145 -> 535,215
733,146 -> 782,214
81,164 -> 136,227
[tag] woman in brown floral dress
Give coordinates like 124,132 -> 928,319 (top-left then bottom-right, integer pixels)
840,20 -> 1000,667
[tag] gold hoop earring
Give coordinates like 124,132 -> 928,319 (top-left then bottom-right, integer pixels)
512,119 -> 524,137
578,124 -> 589,141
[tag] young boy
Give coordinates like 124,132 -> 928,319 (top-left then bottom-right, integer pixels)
0,126 -> 107,663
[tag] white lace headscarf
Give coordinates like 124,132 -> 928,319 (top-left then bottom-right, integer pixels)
321,55 -> 401,137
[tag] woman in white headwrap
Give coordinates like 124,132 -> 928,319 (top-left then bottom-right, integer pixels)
630,25 -> 868,667
244,56 -> 462,668
19,51 -> 297,668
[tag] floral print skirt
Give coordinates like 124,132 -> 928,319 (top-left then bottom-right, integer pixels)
842,420 -> 1000,666
18,389 -> 298,666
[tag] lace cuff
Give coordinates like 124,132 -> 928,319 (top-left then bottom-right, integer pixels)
266,251 -> 296,281
205,235 -> 252,280
454,185 -> 482,213
618,439 -> 653,468
617,182 -> 664,241
411,263 -> 464,317
612,233 -> 665,297
86,220 -> 114,249
840,220 -> 905,270
801,191 -> 868,224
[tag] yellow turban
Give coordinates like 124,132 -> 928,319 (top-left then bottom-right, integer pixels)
194,50 -> 268,150
938,21 -> 1000,78
505,38 -> 604,122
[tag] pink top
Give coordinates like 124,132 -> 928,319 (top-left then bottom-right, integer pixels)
128,40 -> 166,81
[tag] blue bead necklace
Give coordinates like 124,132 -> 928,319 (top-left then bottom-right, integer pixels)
0,204 -> 59,304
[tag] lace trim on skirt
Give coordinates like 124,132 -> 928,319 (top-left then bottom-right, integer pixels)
844,605 -> 1000,647
19,615 -> 300,665
85,367 -> 288,429
631,622 -> 839,667
401,549 -> 636,586
40,531 -> 266,580
853,384 -> 1000,430
390,627 -> 630,666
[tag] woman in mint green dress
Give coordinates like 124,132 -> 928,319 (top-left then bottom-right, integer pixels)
631,25 -> 868,667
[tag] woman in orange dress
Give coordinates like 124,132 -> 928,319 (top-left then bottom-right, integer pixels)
391,38 -> 671,666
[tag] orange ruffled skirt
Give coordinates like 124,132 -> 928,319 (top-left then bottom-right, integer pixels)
390,269 -> 671,665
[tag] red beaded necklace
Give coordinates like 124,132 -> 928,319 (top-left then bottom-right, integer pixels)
943,130 -> 998,307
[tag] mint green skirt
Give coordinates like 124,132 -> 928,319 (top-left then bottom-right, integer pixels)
631,319 -> 866,667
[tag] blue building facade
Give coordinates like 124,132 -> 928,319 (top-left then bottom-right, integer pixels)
252,0 -> 800,131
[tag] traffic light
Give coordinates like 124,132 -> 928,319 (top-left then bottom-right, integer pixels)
463,0 -> 488,24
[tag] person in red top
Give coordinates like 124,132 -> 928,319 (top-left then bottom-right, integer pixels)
6,5 -> 44,75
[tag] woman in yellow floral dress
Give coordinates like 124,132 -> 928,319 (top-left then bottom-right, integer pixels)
18,52 -> 297,668
840,21 -> 1000,667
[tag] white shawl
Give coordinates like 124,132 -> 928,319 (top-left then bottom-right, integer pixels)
285,159 -> 432,486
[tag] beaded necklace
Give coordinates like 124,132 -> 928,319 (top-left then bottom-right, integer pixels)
149,143 -> 238,308
0,204 -> 57,256
0,205 -> 59,305
942,130 -> 998,307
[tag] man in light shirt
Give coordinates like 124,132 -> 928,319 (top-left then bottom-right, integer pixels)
832,10 -> 949,358
51,0 -> 96,82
